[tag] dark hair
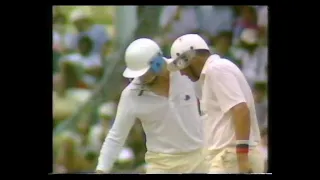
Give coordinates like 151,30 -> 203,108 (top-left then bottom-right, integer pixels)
195,49 -> 211,57
78,35 -> 93,50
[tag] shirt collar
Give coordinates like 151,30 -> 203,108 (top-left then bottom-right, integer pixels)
201,54 -> 220,75
129,72 -> 178,91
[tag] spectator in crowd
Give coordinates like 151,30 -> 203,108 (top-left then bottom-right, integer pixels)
233,6 -> 259,43
53,13 -> 72,54
211,31 -> 241,68
198,6 -> 235,42
69,8 -> 109,54
234,28 -> 268,86
53,13 -> 71,74
53,36 -> 102,125
56,35 -> 102,96
253,82 -> 268,128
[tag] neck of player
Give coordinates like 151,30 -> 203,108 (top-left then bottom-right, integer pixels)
192,56 -> 209,76
148,73 -> 170,98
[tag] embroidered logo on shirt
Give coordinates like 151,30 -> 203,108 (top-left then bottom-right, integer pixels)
184,95 -> 190,101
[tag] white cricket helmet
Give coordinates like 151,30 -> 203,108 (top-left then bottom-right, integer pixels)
167,34 -> 209,72
123,38 -> 162,78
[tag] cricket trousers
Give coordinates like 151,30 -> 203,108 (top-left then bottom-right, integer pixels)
206,146 -> 265,174
145,148 -> 210,174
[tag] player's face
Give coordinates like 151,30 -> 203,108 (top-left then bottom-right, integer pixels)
179,59 -> 201,82
180,67 -> 201,81
139,63 -> 169,84
139,70 -> 157,84
156,64 -> 170,79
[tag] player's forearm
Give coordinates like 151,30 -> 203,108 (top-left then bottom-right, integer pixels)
96,136 -> 124,173
96,93 -> 135,173
231,102 -> 251,141
96,118 -> 134,173
232,102 -> 251,167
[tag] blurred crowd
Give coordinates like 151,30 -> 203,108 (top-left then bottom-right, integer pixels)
52,6 -> 268,173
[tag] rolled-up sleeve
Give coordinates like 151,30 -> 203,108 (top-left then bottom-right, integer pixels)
210,68 -> 246,113
96,90 -> 136,172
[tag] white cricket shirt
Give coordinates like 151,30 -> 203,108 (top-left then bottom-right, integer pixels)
96,72 -> 203,172
200,55 -> 261,151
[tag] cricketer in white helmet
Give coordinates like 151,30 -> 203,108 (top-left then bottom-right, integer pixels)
96,38 -> 209,174
166,34 -> 264,173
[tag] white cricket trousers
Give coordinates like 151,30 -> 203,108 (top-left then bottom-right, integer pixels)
207,146 -> 265,174
145,148 -> 210,174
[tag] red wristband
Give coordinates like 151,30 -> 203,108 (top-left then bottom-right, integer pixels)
236,147 -> 249,153
236,142 -> 249,154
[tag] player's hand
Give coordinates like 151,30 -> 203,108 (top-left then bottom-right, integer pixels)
237,154 -> 252,173
238,161 -> 252,173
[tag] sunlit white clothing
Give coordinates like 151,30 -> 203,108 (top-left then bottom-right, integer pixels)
200,55 -> 261,151
96,72 -> 204,173
199,55 -> 263,173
